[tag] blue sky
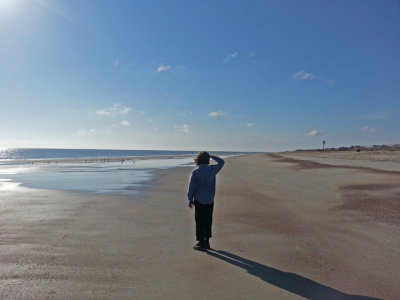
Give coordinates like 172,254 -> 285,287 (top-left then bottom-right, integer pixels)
0,0 -> 399,152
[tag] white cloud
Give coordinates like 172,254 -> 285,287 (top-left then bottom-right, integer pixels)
77,128 -> 96,136
120,120 -> 130,127
96,104 -> 131,117
307,129 -> 324,136
156,63 -> 172,73
325,79 -> 334,85
293,70 -> 317,81
175,64 -> 186,71
77,129 -> 86,136
360,126 -> 377,133
114,59 -> 119,67
208,111 -> 227,118
223,52 -> 239,63
361,113 -> 389,120
119,107 -> 131,114
96,104 -> 120,116
181,112 -> 193,118
175,124 -> 190,133
245,123 -> 254,127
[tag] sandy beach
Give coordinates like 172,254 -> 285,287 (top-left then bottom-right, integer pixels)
0,153 -> 399,299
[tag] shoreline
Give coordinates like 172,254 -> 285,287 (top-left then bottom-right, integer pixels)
0,154 -> 197,166
0,154 -> 399,299
0,154 -> 243,196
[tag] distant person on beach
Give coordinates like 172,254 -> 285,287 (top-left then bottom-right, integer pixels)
187,152 -> 225,251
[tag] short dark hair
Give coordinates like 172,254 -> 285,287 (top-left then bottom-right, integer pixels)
195,151 -> 210,165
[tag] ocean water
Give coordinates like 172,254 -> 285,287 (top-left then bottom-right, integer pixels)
0,148 -> 242,195
0,148 -> 211,161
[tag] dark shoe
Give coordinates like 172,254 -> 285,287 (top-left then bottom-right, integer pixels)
193,241 -> 206,251
204,241 -> 211,250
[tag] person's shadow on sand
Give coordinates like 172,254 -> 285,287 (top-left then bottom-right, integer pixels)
207,249 -> 381,300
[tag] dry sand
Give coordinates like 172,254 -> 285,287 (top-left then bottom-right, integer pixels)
281,150 -> 400,172
0,154 -> 399,299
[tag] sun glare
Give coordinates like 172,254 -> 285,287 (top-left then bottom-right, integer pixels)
0,0 -> 21,14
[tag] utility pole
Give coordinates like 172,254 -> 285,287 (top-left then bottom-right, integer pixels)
322,140 -> 326,151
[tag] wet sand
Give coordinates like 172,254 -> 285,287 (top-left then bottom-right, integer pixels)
0,154 -> 399,299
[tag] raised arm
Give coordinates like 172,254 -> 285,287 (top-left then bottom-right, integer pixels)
210,155 -> 225,174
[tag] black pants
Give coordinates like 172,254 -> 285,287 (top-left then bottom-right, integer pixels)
194,200 -> 214,242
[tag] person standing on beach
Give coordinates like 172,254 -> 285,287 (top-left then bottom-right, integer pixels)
187,152 -> 224,251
